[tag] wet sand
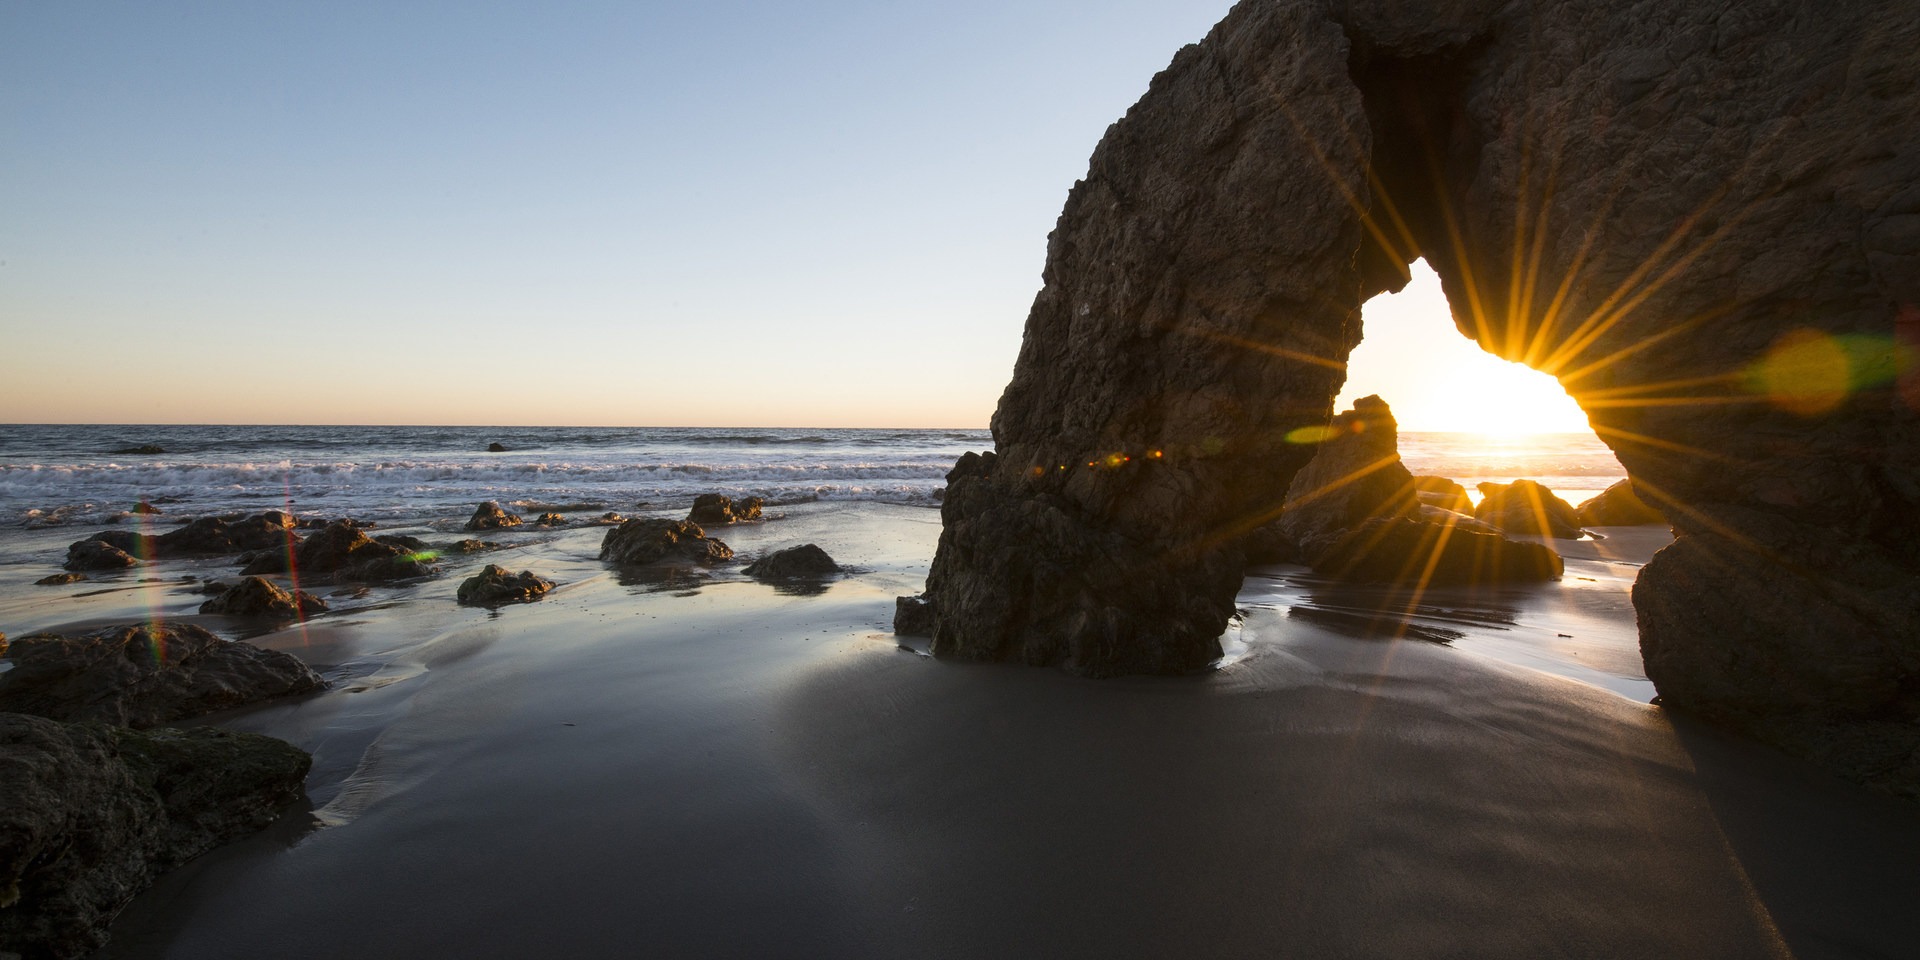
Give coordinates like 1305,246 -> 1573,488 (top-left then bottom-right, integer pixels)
3,503 -> 1910,958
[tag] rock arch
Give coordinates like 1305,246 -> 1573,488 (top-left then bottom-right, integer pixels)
919,0 -> 1918,789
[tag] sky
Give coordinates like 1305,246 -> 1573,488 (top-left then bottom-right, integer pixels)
0,0 -> 1590,432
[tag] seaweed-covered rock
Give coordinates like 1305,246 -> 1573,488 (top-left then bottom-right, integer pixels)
1474,480 -> 1585,540
197,576 -> 327,619
1307,518 -> 1564,586
62,539 -> 138,571
0,713 -> 310,960
455,565 -> 555,606
292,521 -> 437,583
464,502 -> 523,531
687,494 -> 763,525
1577,479 -> 1667,527
0,623 -> 325,728
743,544 -> 840,579
599,519 -> 733,566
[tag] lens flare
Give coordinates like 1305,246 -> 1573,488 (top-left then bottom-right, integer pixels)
1743,328 -> 1912,416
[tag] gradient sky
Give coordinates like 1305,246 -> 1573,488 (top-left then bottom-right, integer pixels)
0,0 -> 1589,431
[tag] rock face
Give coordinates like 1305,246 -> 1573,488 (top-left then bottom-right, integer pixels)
1578,479 -> 1668,526
687,494 -> 763,525
197,576 -> 327,619
455,565 -> 555,606
465,502 -> 523,531
0,713 -> 311,960
743,544 -> 841,579
599,519 -> 734,566
914,0 -> 1920,784
0,624 -> 325,728
1473,480 -> 1585,539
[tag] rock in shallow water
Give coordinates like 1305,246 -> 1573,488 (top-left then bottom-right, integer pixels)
687,494 -> 763,525
743,544 -> 840,579
0,623 -> 326,728
464,502 -> 523,531
599,519 -> 733,566
197,576 -> 327,619
0,713 -> 311,960
287,521 -> 436,583
456,565 -> 555,606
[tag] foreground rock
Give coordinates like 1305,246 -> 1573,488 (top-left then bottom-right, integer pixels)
62,539 -> 137,571
1577,479 -> 1667,526
1276,395 -> 1418,547
743,544 -> 841,579
1474,481 -> 1585,539
465,502 -> 523,531
599,519 -> 733,566
1309,518 -> 1564,585
455,565 -> 555,606
0,624 -> 325,728
687,494 -> 763,525
0,713 -> 310,960
279,521 -> 437,583
198,576 -> 327,619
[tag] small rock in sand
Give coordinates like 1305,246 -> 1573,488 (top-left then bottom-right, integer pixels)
465,501 -> 524,531
743,544 -> 841,579
687,494 -> 763,525
35,573 -> 88,586
197,576 -> 327,619
64,539 -> 139,571
599,518 -> 733,566
456,564 -> 556,606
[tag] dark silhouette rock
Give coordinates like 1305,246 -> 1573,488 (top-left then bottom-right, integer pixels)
110,444 -> 164,455
894,595 -> 936,637
1412,476 -> 1473,513
910,0 -> 1920,785
1474,481 -> 1585,540
487,442 -> 508,452
687,494 -> 763,525
743,544 -> 841,579
0,623 -> 325,728
0,713 -> 310,960
197,576 -> 327,619
290,521 -> 435,583
35,573 -> 87,586
455,565 -> 555,606
1307,518 -> 1564,585
465,502 -> 523,531
599,519 -> 733,566
63,539 -> 138,571
1240,521 -> 1299,565
1577,479 -> 1668,526
130,501 -> 162,516
1277,396 -> 1419,548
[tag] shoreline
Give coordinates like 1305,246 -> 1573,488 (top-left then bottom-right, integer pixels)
0,501 -> 1911,957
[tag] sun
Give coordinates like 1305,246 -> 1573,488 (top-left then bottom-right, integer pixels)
1335,260 -> 1593,435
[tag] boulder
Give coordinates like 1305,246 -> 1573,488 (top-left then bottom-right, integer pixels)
599,519 -> 733,566
197,576 -> 327,619
65,512 -> 301,571
743,544 -> 841,579
130,501 -> 162,516
1414,503 -> 1502,535
1275,396 -> 1419,548
894,595 -> 937,637
1412,476 -> 1473,513
487,442 -> 508,452
1306,518 -> 1564,586
34,573 -> 87,586
533,512 -> 566,526
1473,480 -> 1585,540
63,539 -> 138,571
0,713 -> 310,960
455,565 -> 555,606
687,494 -> 763,525
1577,479 -> 1667,526
0,623 -> 326,727
465,502 -> 523,531
291,521 -> 437,583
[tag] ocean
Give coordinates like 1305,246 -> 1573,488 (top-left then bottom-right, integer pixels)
0,424 -> 1626,529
